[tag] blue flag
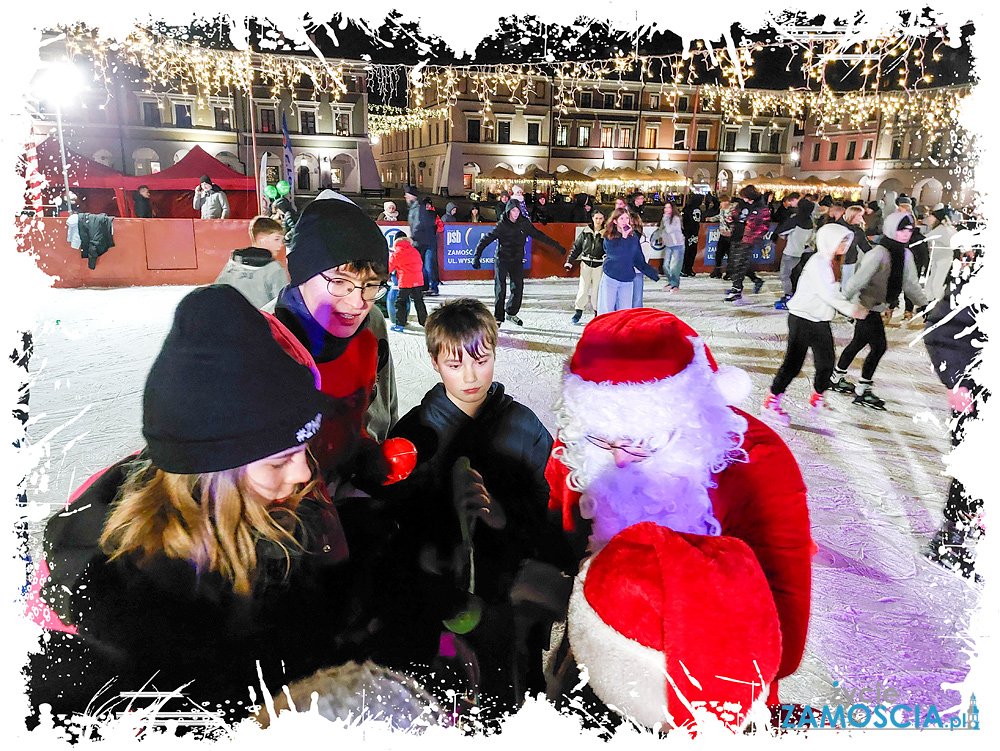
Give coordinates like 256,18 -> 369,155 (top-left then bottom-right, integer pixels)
281,113 -> 295,200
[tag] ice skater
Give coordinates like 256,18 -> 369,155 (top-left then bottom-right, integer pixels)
597,208 -> 659,315
763,224 -> 867,424
564,209 -> 606,323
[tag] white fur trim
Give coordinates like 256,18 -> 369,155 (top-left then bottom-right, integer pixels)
714,366 -> 752,406
567,559 -> 671,729
561,337 -> 749,442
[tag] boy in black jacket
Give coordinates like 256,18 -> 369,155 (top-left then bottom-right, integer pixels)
389,298 -> 575,718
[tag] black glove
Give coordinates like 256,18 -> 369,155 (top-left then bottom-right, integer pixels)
471,259 -> 481,270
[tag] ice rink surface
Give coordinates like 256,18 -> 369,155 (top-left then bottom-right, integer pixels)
20,273 -> 979,716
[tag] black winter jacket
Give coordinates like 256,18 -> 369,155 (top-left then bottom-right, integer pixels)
567,226 -> 606,267
406,198 -> 438,250
473,203 -> 566,265
29,453 -> 358,724
77,213 -> 115,269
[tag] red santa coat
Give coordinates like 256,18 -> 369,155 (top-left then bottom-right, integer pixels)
546,409 -> 811,682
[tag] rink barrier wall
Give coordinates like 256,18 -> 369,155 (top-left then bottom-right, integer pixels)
16,218 -> 782,288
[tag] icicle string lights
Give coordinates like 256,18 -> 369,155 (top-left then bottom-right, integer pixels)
64,25 -> 972,137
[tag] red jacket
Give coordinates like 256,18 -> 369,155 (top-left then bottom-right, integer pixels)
389,239 -> 425,289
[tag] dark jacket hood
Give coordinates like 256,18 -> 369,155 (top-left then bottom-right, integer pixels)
232,246 -> 277,266
795,200 -> 815,229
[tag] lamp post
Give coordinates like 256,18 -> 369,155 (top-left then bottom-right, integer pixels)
37,62 -> 83,214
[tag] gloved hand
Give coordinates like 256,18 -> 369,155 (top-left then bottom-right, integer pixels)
510,559 -> 573,619
471,259 -> 481,270
563,262 -> 572,272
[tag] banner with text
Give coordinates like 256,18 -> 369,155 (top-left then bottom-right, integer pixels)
443,225 -> 532,270
701,223 -> 777,264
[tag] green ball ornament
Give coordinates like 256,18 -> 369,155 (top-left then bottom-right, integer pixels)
276,180 -> 291,196
263,184 -> 278,200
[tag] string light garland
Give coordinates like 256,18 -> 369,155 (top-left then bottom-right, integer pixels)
367,105 -> 450,136
62,24 -> 973,139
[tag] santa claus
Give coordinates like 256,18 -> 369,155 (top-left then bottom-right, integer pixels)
545,309 -> 812,733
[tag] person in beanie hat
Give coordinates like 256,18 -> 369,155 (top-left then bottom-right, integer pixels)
543,309 -> 812,728
404,185 -> 441,295
27,285 -> 357,726
265,193 -> 399,471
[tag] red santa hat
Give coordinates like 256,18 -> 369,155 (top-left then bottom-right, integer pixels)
567,522 -> 781,732
558,309 -> 752,442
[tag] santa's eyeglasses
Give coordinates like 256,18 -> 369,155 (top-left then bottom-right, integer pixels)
586,435 -> 656,459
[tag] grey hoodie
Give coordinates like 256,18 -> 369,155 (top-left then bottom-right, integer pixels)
441,202 -> 460,222
193,186 -> 230,219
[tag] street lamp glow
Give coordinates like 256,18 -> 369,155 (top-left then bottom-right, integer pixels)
36,62 -> 85,107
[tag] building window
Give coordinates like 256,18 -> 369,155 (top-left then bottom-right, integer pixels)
769,132 -> 781,154
463,173 -> 474,190
677,96 -> 689,112
891,137 -> 903,160
555,124 -> 569,146
697,129 -> 710,151
812,142 -> 821,162
142,101 -> 161,127
174,104 -> 192,128
335,113 -> 351,135
297,164 -> 311,191
577,125 -> 591,146
931,139 -> 942,160
300,111 -> 316,135
621,93 -> 635,110
600,126 -> 614,148
724,129 -> 738,151
673,127 -> 687,150
643,126 -> 658,149
648,93 -> 660,109
259,108 -> 277,133
617,128 -> 632,148
214,107 -> 231,130
580,91 -> 593,108
468,119 -> 481,143
863,140 -> 874,159
527,122 -> 540,145
603,93 -> 616,109
444,120 -> 449,141
846,140 -> 857,161
829,141 -> 839,161
749,131 -> 761,153
498,120 -> 511,144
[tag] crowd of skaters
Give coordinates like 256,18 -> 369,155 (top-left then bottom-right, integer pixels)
23,177 -> 984,736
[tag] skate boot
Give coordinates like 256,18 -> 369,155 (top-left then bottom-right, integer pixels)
925,519 -> 982,581
809,391 -> 839,418
508,314 -> 524,327
853,387 -> 886,410
571,309 -> 583,324
761,392 -> 791,426
774,296 -> 789,310
753,278 -> 765,294
830,373 -> 856,394
709,269 -> 723,279
724,287 -> 743,302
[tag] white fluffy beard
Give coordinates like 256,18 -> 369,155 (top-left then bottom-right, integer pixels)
576,444 -> 723,549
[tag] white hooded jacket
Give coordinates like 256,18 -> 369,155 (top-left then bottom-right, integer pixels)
787,224 -> 858,323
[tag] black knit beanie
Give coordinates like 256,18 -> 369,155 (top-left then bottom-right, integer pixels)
143,285 -> 327,474
287,198 -> 388,287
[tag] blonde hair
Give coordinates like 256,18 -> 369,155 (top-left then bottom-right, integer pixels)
100,457 -> 319,596
844,205 -> 865,225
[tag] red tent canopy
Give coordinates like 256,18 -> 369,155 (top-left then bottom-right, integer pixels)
34,136 -> 125,189
122,145 -> 255,191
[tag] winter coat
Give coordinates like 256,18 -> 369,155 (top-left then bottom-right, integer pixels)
682,195 -> 704,239
406,198 -> 438,251
473,202 -> 567,265
923,277 -> 984,392
133,191 -> 153,218
388,239 -> 425,289
213,247 -> 290,309
269,287 -> 397,449
376,211 -> 400,222
649,212 -> 684,250
29,452 -> 354,723
923,223 -> 958,301
567,226 -> 606,268
787,238 -> 857,323
570,193 -> 594,223
602,234 -> 659,283
842,242 -> 926,313
834,218 -> 872,265
441,202 -> 460,223
77,212 -> 115,270
194,186 -> 230,219
731,197 -> 771,246
530,201 -> 552,225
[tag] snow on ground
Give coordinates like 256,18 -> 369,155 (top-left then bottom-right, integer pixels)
20,273 -> 979,716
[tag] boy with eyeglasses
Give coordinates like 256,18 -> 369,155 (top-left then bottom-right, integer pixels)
265,196 -> 398,465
